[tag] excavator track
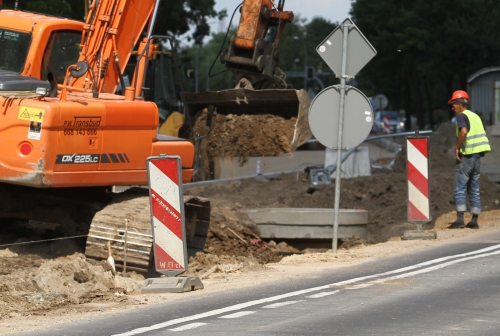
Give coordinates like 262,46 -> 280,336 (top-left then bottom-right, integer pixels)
0,183 -> 210,274
85,188 -> 210,274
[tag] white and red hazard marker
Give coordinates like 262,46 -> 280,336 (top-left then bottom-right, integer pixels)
383,116 -> 391,134
407,137 -> 431,223
147,155 -> 187,277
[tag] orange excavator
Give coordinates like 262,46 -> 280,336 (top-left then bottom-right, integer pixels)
0,0 -> 309,272
0,0 -> 210,272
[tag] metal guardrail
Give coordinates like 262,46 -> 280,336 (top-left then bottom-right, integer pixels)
117,131 -> 435,190
307,130 -> 433,144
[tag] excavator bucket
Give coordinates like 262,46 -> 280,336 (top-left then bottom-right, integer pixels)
181,88 -> 312,151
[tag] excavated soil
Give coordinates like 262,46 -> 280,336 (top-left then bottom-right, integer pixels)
187,123 -> 500,242
192,110 -> 296,165
1,120 -> 500,323
0,250 -> 144,319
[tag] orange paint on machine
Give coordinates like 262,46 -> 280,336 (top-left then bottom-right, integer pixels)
0,5 -> 194,189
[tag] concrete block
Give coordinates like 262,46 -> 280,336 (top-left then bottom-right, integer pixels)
325,146 -> 371,179
141,276 -> 204,293
244,208 -> 368,239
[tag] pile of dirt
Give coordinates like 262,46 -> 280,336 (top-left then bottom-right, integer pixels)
0,251 -> 143,319
192,110 -> 296,165
184,199 -> 282,276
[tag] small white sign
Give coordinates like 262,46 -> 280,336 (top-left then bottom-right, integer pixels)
366,116 -> 372,122
319,46 -> 326,53
28,120 -> 42,140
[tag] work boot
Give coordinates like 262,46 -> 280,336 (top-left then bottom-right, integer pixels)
466,222 -> 479,229
447,221 -> 465,229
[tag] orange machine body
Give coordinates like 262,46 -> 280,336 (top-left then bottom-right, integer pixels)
0,92 -> 194,187
0,7 -> 195,188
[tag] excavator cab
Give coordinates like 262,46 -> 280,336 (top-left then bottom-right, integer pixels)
40,30 -> 81,84
0,27 -> 31,73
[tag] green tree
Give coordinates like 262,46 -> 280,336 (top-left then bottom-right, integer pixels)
180,30 -> 235,93
1,0 -> 222,45
1,0 -> 74,17
154,0 -> 225,45
351,0 -> 500,128
181,15 -> 340,93
277,16 -> 339,90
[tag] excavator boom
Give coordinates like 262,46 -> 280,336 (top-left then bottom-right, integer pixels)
73,0 -> 157,94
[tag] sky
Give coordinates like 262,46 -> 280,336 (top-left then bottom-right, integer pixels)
209,0 -> 353,35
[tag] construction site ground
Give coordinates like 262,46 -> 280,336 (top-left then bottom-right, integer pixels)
1,121 -> 500,334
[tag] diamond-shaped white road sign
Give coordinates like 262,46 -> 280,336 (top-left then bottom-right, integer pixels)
316,18 -> 376,77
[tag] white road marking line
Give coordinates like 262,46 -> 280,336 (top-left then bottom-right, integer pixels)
219,311 -> 256,319
308,290 -> 340,298
114,244 -> 500,336
345,284 -> 373,290
263,300 -> 304,308
169,322 -> 206,332
369,249 -> 500,285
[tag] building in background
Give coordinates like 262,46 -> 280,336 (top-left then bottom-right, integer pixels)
467,66 -> 500,125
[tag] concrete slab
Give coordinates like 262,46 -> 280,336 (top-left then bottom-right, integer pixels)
244,208 -> 368,239
481,165 -> 500,182
214,150 -> 325,180
325,146 -> 372,179
141,276 -> 204,293
211,141 -> 398,181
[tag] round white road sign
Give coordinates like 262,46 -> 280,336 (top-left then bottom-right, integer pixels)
308,85 -> 374,149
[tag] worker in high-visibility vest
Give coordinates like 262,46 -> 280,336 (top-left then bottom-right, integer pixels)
448,90 -> 491,229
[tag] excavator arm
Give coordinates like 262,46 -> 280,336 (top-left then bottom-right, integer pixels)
220,0 -> 293,88
70,0 -> 157,94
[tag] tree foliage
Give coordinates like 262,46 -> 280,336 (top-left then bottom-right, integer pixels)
0,0 -> 222,44
184,15 -> 339,93
154,0 -> 225,45
351,0 -> 500,127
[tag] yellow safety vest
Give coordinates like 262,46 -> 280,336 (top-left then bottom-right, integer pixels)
456,110 -> 491,155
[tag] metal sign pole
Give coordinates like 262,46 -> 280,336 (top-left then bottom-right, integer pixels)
332,22 -> 350,253
310,18 -> 377,253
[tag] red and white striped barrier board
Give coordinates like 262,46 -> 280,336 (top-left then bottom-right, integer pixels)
147,155 -> 187,277
406,137 -> 431,223
383,116 -> 391,134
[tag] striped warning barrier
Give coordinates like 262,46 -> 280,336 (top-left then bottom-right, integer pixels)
147,155 -> 187,277
383,116 -> 391,134
406,137 -> 431,223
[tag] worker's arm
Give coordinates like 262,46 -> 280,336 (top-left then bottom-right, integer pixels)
455,127 -> 468,162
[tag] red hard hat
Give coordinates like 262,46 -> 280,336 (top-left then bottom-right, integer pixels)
448,90 -> 470,104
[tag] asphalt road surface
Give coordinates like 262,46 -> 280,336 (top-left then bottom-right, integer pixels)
15,230 -> 500,336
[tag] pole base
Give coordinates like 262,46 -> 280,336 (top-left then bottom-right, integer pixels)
402,230 -> 437,240
141,276 -> 204,293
